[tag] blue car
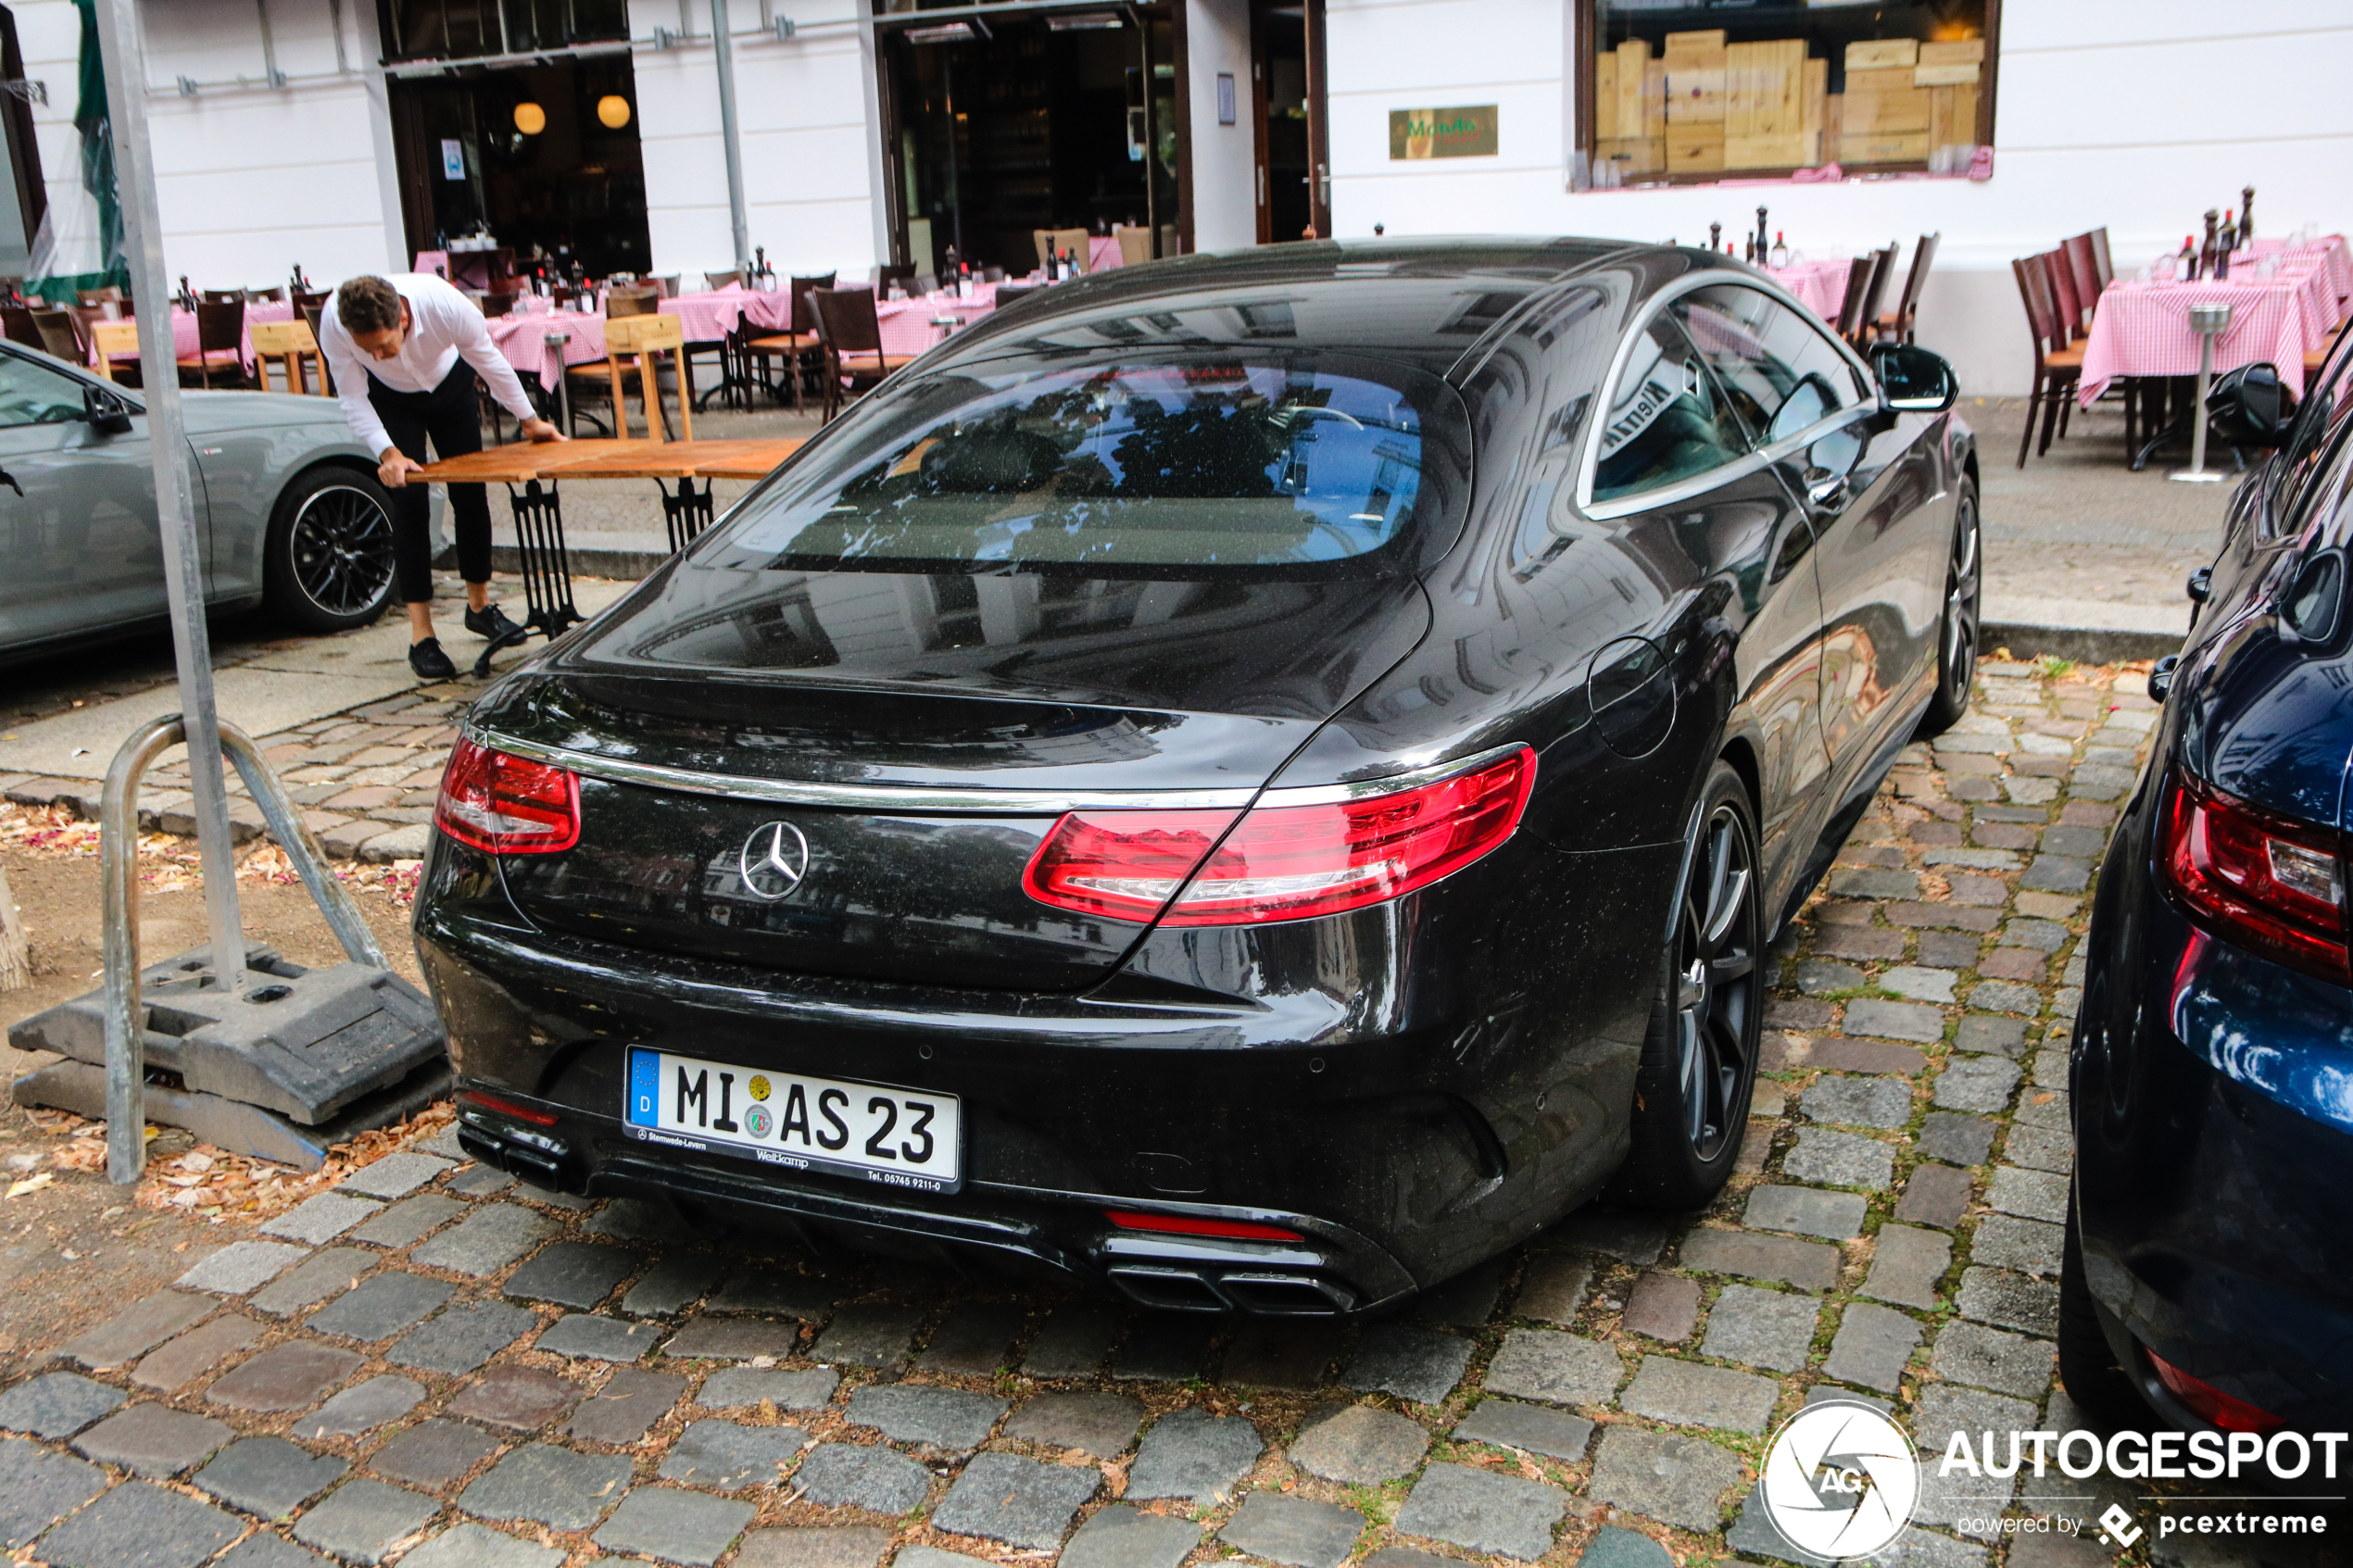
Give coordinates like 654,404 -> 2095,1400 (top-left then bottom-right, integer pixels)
2066,335 -> 2353,1435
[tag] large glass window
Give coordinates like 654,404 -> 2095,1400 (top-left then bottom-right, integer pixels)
711,356 -> 1465,576
1591,314 -> 1752,504
1582,0 -> 1992,188
1672,285 -> 1867,446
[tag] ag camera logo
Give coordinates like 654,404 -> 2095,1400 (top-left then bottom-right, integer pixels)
1760,1400 -> 1920,1561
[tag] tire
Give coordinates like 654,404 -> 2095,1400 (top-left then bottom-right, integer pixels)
2058,1190 -> 2151,1431
263,466 -> 398,633
1617,759 -> 1765,1209
1917,484 -> 1982,737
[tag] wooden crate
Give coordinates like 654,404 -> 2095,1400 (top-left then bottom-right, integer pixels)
1928,82 -> 1980,147
1843,131 -> 1930,164
1914,62 -> 1981,87
1666,122 -> 1726,172
1843,67 -> 1930,133
1664,29 -> 1726,125
1616,38 -> 1653,144
1823,92 -> 1843,164
1728,132 -> 1814,169
1595,51 -> 1618,140
1804,56 -> 1828,162
1726,39 -> 1806,137
1598,136 -> 1666,176
1919,38 -> 1986,66
1844,38 -> 1919,70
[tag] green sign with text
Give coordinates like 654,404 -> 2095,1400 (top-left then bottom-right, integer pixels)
1389,106 -> 1499,159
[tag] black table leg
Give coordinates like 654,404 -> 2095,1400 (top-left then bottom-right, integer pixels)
476,478 -> 583,678
660,478 -> 715,554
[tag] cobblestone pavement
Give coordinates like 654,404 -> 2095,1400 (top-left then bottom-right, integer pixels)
0,659 -> 2248,1568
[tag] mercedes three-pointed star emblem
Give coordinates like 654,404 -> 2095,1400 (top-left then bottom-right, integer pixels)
738,821 -> 812,900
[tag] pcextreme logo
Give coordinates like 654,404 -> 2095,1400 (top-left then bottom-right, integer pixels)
1760,1401 -> 1920,1560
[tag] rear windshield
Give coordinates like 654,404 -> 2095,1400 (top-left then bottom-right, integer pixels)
703,354 -> 1467,578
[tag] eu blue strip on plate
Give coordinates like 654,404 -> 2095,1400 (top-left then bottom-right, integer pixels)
627,1047 -> 661,1127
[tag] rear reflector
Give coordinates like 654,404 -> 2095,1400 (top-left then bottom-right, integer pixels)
1105,1209 -> 1305,1242
459,1088 -> 560,1127
2157,770 -> 2348,985
2147,1348 -> 2285,1433
1025,746 -> 1535,926
434,736 -> 582,856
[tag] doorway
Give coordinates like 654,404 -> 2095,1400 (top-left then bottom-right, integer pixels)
386,54 -> 649,280
879,6 -> 1181,278
1252,0 -> 1327,243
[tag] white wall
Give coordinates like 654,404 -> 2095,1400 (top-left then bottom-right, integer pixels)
10,0 -> 407,289
629,0 -> 884,285
1324,0 -> 2353,394
1186,0 -> 1254,253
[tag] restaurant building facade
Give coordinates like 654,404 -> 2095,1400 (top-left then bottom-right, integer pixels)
0,0 -> 2343,393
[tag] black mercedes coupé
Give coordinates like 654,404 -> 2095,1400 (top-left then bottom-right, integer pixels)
415,238 -> 1976,1315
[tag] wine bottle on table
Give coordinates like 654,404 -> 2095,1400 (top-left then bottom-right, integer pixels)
1755,207 -> 1769,263
1770,232 -> 1789,269
2199,210 -> 2220,280
2178,235 -> 2196,280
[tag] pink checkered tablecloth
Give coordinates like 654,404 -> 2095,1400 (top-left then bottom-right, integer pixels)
876,282 -> 999,358
1766,259 -> 1852,323
486,301 -> 608,387
2079,239 -> 2350,407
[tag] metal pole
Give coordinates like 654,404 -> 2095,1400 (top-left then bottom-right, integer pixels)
93,0 -> 246,997
711,0 -> 752,275
2172,301 -> 2232,484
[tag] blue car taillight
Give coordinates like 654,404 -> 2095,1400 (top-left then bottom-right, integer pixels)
2157,770 -> 2350,985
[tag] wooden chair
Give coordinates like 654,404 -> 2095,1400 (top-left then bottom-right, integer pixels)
90,320 -> 140,383
744,273 -> 833,414
652,276 -> 680,298
300,302 -> 324,344
600,311 -> 694,442
1832,255 -> 1879,344
0,305 -> 37,349
199,289 -> 245,306
481,291 -> 519,318
1114,225 -> 1152,267
703,270 -> 743,291
872,263 -> 916,294
2086,227 -> 2114,291
1849,245 -> 1898,349
249,319 -> 327,395
1875,232 -> 1939,344
1033,227 -> 1090,274
981,265 -> 1004,283
606,286 -> 660,320
76,286 -> 121,309
180,299 -> 246,388
245,286 -> 287,303
30,307 -> 82,366
810,287 -> 915,422
912,272 -> 938,296
2011,252 -> 2084,467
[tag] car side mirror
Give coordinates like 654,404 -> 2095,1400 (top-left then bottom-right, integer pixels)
1869,344 -> 1958,414
82,383 -> 133,436
2206,362 -> 2296,448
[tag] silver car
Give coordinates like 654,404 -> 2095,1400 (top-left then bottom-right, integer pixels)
0,339 -> 401,659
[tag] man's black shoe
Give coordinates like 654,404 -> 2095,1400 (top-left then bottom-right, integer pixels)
409,636 -> 458,682
464,603 -> 527,644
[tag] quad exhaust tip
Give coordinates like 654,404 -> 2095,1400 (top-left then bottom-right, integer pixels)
1107,1262 -> 1356,1315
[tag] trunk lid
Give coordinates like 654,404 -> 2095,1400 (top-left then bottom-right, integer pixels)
475,563 -> 1431,991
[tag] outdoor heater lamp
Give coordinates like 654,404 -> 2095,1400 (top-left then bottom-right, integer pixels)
598,94 -> 633,129
513,101 -> 546,134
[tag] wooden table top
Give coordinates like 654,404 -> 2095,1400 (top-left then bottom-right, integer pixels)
415,437 -> 803,484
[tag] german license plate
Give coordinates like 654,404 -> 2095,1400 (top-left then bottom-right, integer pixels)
623,1047 -> 962,1193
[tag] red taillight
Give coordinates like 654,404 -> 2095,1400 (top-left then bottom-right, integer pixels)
1104,1210 -> 1304,1242
434,736 -> 582,856
2147,1349 -> 2286,1434
459,1089 -> 559,1126
2157,771 -> 2348,985
1023,746 -> 1535,927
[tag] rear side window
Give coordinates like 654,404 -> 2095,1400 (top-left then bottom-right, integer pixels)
1591,312 -> 1752,503
2278,331 -> 2353,533
1672,284 -> 1867,446
710,355 -> 1466,577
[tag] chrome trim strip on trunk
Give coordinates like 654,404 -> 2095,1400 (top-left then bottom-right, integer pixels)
464,727 -> 1527,815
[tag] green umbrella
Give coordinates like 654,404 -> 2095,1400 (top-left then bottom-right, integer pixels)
26,0 -> 130,304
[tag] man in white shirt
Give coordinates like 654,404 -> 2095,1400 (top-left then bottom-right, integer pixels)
321,272 -> 563,681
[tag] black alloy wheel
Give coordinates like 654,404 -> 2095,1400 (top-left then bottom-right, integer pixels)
1921,487 -> 1982,734
1618,759 -> 1763,1207
265,467 -> 398,633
